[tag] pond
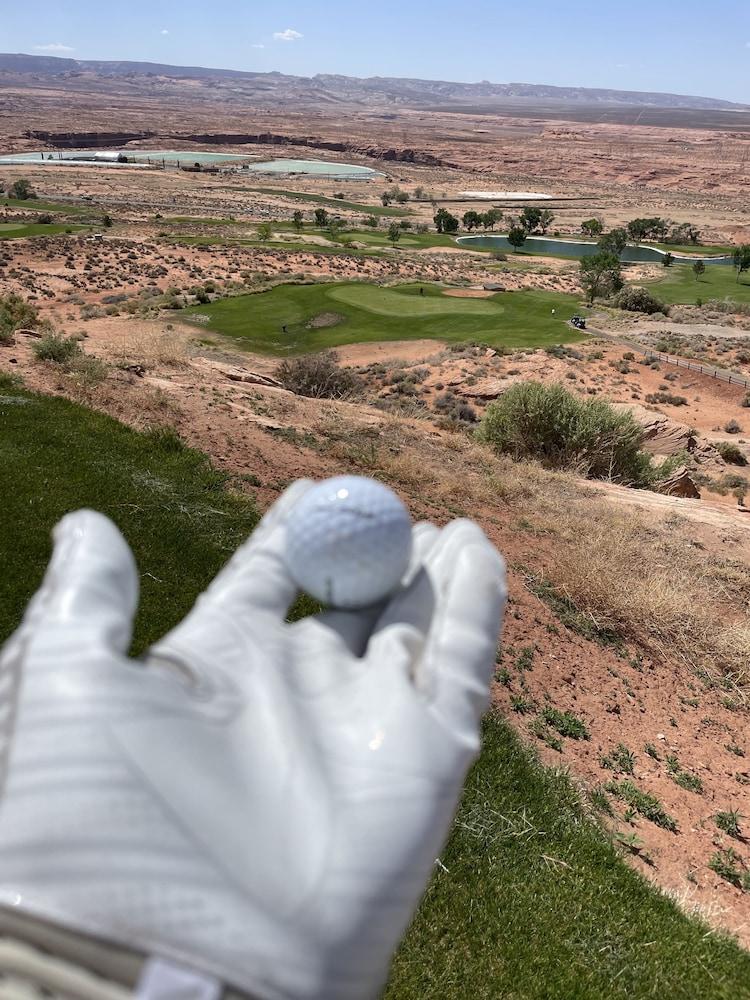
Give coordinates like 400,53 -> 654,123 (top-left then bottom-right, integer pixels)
456,234 -> 733,265
241,159 -> 382,178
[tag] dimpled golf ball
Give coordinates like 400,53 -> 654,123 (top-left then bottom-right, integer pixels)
285,476 -> 412,608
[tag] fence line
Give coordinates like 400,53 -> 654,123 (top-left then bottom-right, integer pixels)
586,327 -> 750,389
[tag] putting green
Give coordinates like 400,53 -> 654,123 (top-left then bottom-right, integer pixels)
328,284 -> 499,317
183,281 -> 583,355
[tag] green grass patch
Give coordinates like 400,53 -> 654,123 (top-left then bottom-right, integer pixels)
603,780 -> 678,832
389,717 -> 750,998
163,215 -> 241,226
0,383 -> 258,652
182,281 -> 583,355
269,223 -> 457,250
647,263 -> 750,305
540,704 -> 590,740
1,197 -> 94,216
0,222 -> 88,240
2,384 -> 750,998
239,187 -> 412,217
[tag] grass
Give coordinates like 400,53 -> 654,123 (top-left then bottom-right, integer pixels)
648,263 -> 750,305
1,197 -> 95,216
388,717 -> 750,999
0,222 -> 88,240
603,780 -> 678,832
235,186 -> 412,217
268,223 -> 458,250
182,281 -> 583,355
3,383 -> 750,998
0,381 -> 258,651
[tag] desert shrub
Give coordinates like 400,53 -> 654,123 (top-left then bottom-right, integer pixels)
725,419 -> 743,434
545,344 -> 583,360
0,293 -> 41,344
32,334 -> 81,364
66,353 -> 109,387
645,392 -> 688,406
434,391 -> 478,424
478,381 -> 654,486
716,441 -> 747,466
613,286 -> 668,315
275,351 -> 361,399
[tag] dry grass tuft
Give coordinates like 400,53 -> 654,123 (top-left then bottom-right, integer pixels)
544,508 -> 749,687
109,328 -> 191,369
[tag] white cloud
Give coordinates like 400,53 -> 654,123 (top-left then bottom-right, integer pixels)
33,42 -> 74,52
161,29 -> 169,35
273,28 -> 303,42
252,43 -> 265,49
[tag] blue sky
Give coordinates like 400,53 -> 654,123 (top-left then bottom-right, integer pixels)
4,0 -> 749,103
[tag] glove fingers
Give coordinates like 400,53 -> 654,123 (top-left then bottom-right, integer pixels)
197,480 -> 312,618
24,510 -> 138,653
146,482 -> 312,677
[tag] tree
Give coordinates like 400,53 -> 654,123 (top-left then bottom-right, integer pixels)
579,252 -> 622,304
507,226 -> 527,252
314,208 -> 329,227
662,252 -> 674,268
733,245 -> 750,283
581,218 -> 604,238
292,210 -> 304,232
380,192 -> 392,206
395,191 -> 410,204
102,214 -> 113,229
598,228 -> 628,258
362,215 -> 378,228
692,259 -> 706,281
626,219 -> 650,244
413,186 -> 425,200
433,208 -> 459,234
538,209 -> 555,234
256,222 -> 272,241
327,218 -> 345,240
613,286 -> 667,315
387,222 -> 402,245
462,210 -> 482,231
668,222 -> 701,246
482,209 -> 502,230
9,179 -> 34,200
519,206 -> 542,233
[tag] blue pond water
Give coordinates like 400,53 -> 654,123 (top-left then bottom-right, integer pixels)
456,234 -> 733,266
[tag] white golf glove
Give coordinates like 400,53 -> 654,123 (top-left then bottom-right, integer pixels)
0,481 -> 506,1000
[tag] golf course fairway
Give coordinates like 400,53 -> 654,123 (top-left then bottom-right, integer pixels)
183,282 -> 584,355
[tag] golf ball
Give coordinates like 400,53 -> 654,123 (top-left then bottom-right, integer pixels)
285,476 -> 413,608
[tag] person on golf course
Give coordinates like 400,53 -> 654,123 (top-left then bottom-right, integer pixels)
0,481 -> 506,999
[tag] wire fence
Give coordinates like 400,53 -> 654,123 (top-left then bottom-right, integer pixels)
587,326 -> 750,389
643,352 -> 750,388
